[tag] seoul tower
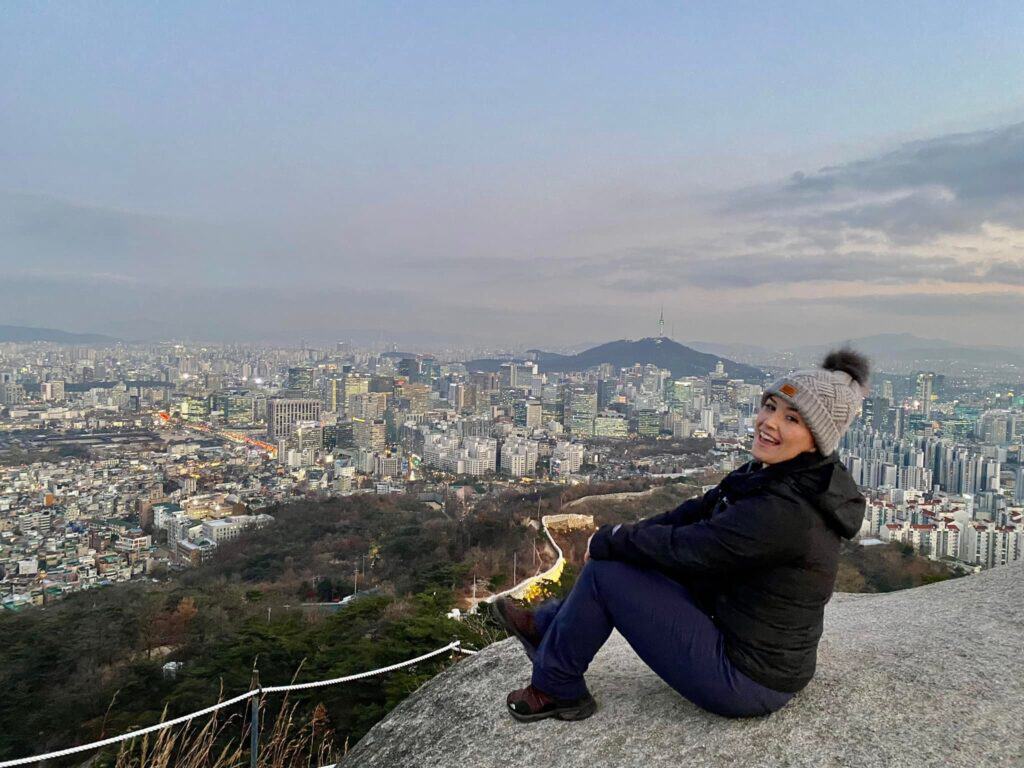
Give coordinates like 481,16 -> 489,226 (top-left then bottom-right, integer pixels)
658,305 -> 665,338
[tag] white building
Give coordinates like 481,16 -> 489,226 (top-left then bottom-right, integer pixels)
551,442 -> 585,477
500,436 -> 540,477
421,432 -> 497,476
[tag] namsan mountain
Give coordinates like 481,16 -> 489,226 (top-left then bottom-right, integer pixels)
464,337 -> 764,381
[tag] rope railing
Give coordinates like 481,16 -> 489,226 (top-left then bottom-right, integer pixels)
0,641 -> 477,768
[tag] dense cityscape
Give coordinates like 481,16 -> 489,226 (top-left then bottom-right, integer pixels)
1,331 -> 1021,612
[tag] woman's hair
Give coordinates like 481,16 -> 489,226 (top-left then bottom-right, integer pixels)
821,347 -> 870,391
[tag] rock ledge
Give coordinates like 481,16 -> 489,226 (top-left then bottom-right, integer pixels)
344,561 -> 1022,768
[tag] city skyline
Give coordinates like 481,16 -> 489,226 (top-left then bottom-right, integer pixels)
3,3 -> 1024,345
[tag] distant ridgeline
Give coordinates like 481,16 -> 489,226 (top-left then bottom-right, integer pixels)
462,337 -> 764,381
0,325 -> 118,344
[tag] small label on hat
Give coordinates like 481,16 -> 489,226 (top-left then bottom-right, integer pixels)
780,383 -> 798,396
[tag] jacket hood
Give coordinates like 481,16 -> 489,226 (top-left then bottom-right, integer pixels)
724,452 -> 866,539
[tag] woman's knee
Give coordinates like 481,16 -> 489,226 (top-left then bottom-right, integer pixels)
582,557 -> 639,581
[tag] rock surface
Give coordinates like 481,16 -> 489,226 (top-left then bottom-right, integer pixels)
343,561 -> 1023,768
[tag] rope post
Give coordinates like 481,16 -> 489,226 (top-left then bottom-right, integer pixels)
250,669 -> 260,768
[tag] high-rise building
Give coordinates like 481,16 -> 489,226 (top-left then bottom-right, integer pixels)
0,382 -> 26,405
398,357 -> 421,381
446,381 -> 466,410
597,379 -> 618,410
512,399 -> 543,429
396,382 -> 431,414
500,436 -> 539,477
700,407 -> 716,437
889,406 -> 905,439
287,366 -> 315,396
353,418 -> 387,452
594,412 -> 628,438
551,442 -> 585,476
342,374 -> 370,416
635,408 -> 662,437
267,398 -> 321,440
324,376 -> 341,413
978,410 -> 1015,445
568,387 -> 597,438
41,380 -> 65,401
669,379 -> 697,412
349,391 -> 388,420
670,413 -> 692,439
374,453 -> 401,478
499,362 -> 538,390
213,389 -> 256,426
862,397 -> 890,430
915,372 -> 935,418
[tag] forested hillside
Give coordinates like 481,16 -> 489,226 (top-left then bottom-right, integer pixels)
0,477 -> 958,765
0,491 -> 539,764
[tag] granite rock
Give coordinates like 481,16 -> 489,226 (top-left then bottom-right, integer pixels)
343,560 -> 1023,768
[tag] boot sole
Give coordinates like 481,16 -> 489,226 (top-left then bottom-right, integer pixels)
489,599 -> 539,661
507,696 -> 597,723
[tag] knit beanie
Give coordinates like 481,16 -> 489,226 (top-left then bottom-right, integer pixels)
761,349 -> 871,456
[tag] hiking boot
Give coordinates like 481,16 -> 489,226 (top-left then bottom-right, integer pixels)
490,597 -> 542,660
506,684 -> 597,722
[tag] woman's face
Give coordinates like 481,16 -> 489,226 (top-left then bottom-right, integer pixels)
752,395 -> 818,464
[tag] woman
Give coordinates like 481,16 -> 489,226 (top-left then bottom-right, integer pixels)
492,349 -> 870,722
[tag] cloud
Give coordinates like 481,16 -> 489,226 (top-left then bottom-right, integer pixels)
779,290 -> 1024,317
4,121 -> 1024,346
566,122 -> 1024,297
582,248 -> 1024,292
729,122 -> 1024,243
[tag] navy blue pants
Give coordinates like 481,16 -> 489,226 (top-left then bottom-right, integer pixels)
530,559 -> 795,718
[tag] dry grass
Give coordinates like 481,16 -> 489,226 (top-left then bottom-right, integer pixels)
113,693 -> 338,768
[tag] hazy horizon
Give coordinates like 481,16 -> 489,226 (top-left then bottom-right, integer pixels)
3,3 -> 1024,346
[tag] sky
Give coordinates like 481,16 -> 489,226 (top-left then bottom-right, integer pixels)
2,1 -> 1024,348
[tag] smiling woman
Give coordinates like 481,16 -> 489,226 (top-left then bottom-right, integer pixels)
752,395 -> 817,464
758,348 -> 872,461
495,348 -> 872,724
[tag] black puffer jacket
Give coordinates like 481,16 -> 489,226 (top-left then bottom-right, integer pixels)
588,451 -> 865,693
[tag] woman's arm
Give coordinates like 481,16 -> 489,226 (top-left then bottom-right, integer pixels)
588,493 -> 808,574
631,485 -> 722,530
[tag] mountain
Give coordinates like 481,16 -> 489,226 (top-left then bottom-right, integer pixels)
0,325 -> 117,344
465,337 -> 764,381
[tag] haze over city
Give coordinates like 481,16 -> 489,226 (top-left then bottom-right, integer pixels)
3,2 -> 1024,346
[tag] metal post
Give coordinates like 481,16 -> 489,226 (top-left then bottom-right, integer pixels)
250,670 -> 260,768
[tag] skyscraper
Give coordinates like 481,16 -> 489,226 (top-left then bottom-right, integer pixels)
353,418 -> 387,452
916,372 -> 935,418
268,398 -> 321,440
568,386 -> 597,438
286,366 -> 315,396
